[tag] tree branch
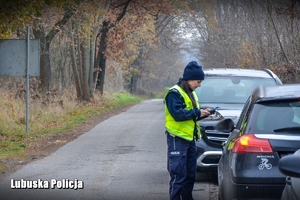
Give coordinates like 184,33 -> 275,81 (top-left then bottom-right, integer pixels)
46,6 -> 77,43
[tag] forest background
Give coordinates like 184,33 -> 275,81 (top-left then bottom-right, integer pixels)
0,0 -> 300,171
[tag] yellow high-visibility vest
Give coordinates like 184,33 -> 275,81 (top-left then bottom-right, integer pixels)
164,85 -> 201,141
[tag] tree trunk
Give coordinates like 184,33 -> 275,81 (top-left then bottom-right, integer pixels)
90,1 -> 111,97
130,74 -> 138,93
81,46 -> 90,101
129,51 -> 142,94
70,20 -> 82,99
89,23 -> 101,97
32,23 -> 51,91
96,21 -> 109,95
81,20 -> 90,101
96,0 -> 131,95
89,39 -> 94,97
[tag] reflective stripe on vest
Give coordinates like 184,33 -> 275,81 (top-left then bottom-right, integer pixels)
164,85 -> 200,141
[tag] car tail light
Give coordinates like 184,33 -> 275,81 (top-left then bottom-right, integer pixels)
231,134 -> 273,153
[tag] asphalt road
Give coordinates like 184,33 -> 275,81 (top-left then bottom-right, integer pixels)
0,99 -> 218,200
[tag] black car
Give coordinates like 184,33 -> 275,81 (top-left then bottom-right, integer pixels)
279,149 -> 300,200
217,84 -> 300,200
194,68 -> 282,178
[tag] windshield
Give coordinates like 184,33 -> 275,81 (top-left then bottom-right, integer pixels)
247,101 -> 300,134
195,76 -> 278,109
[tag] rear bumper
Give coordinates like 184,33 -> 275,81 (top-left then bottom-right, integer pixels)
229,182 -> 285,199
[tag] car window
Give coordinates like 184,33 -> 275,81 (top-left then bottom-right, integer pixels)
290,101 -> 300,124
195,77 -> 278,106
246,100 -> 300,134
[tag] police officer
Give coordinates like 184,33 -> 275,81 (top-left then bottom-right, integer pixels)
164,61 -> 211,200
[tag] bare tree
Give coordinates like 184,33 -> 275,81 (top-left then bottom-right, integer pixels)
32,6 -> 76,91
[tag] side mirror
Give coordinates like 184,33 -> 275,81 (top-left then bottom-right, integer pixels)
215,118 -> 234,133
279,149 -> 300,178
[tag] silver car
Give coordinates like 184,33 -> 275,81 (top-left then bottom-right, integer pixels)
195,68 -> 282,180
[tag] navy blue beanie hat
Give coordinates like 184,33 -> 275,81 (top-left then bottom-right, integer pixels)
182,61 -> 205,80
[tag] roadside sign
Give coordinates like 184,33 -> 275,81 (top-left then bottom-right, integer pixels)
0,39 -> 40,76
0,27 -> 40,133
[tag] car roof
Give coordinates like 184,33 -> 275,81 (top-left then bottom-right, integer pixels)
253,84 -> 300,101
204,68 -> 276,78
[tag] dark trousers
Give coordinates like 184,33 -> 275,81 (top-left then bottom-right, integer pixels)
167,132 -> 197,200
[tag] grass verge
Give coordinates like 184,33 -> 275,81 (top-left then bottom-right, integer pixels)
0,91 -> 143,171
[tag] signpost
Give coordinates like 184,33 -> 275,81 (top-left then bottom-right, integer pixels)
0,27 -> 40,133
